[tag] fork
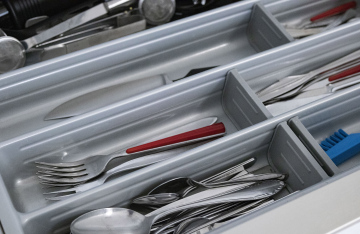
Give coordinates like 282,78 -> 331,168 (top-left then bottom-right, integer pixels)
37,123 -> 226,184
44,158 -> 255,201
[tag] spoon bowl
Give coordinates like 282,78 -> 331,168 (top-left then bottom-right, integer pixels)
71,208 -> 151,234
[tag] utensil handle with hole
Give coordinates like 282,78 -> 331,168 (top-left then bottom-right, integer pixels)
126,123 -> 226,154
310,1 -> 357,22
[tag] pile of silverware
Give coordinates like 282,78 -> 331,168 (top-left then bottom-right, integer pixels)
259,48 -> 360,114
69,158 -> 287,234
0,0 -> 228,73
283,1 -> 359,38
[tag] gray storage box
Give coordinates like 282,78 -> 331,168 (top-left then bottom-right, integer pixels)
0,0 -> 291,143
0,116 -> 328,233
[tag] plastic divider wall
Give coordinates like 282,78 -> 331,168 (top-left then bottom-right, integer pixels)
288,117 -> 340,177
223,69 -> 273,129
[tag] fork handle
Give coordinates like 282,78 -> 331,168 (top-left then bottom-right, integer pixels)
126,123 -> 225,154
310,1 -> 357,22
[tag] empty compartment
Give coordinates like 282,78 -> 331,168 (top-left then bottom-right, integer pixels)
268,0 -> 360,39
0,117 -> 328,234
0,0 -> 291,143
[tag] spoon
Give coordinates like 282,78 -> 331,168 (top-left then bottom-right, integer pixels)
134,172 -> 285,206
71,180 -> 284,234
149,158 -> 256,195
134,158 -> 256,206
132,177 -> 247,206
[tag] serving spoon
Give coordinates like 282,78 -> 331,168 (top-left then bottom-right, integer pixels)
71,180 -> 284,234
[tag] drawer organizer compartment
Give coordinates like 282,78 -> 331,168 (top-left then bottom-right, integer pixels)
229,19 -> 360,117
286,86 -> 360,174
268,0 -> 360,39
0,117 -> 329,234
0,67 -> 281,233
0,0 -> 291,143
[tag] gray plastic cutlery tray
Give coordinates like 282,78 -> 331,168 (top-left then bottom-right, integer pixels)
2,1 -> 360,233
0,116 -> 327,234
0,0 -> 292,143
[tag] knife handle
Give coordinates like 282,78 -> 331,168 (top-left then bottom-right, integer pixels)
329,64 -> 360,81
126,123 -> 225,154
310,1 -> 357,22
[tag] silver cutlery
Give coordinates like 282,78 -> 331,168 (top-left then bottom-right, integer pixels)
132,158 -> 256,206
43,151 -> 191,201
70,180 -> 285,234
0,0 -> 137,73
37,122 -> 226,184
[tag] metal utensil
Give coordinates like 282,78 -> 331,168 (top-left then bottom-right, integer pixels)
257,49 -> 360,102
26,14 -> 146,66
70,181 -> 284,234
42,149 -> 197,201
152,203 -> 240,233
133,176 -> 259,206
37,123 -> 226,184
44,74 -> 171,120
295,73 -> 360,99
178,199 -> 275,234
132,159 -> 255,206
0,30 -> 25,73
139,0 -> 175,25
0,0 -> 137,73
149,158 -> 256,195
189,173 -> 287,189
45,66 -> 218,120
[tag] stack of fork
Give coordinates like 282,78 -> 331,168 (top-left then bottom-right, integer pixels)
36,122 -> 226,200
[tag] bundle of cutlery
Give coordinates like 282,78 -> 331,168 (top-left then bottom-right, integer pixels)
283,1 -> 359,38
69,158 -> 287,234
258,49 -> 360,106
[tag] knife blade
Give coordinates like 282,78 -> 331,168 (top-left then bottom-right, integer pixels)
45,66 -> 218,120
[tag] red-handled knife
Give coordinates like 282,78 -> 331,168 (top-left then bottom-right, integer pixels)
310,1 -> 357,22
126,122 -> 226,154
329,64 -> 360,81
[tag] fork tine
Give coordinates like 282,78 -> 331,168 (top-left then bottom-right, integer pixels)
37,170 -> 88,177
36,165 -> 86,173
38,175 -> 88,184
35,161 -> 84,168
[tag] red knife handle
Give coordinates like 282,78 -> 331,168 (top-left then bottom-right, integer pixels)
126,122 -> 225,154
329,64 -> 360,81
310,1 -> 357,22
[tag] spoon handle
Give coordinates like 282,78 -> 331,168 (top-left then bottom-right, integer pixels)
147,183 -> 253,218
148,180 -> 285,223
